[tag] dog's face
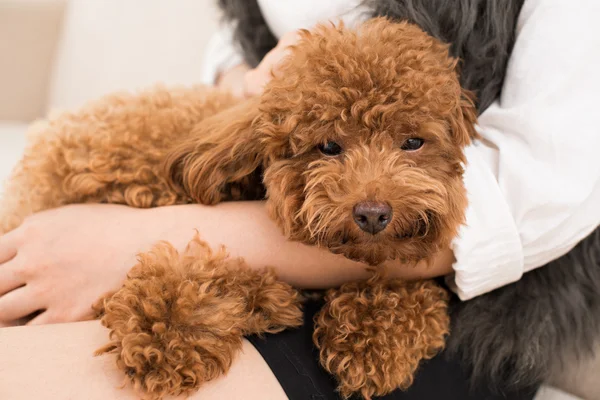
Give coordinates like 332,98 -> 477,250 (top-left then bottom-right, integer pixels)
166,19 -> 477,266
258,19 -> 477,265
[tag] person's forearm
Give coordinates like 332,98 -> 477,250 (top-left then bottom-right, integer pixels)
152,202 -> 454,288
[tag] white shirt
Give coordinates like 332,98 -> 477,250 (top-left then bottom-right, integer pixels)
202,0 -> 600,300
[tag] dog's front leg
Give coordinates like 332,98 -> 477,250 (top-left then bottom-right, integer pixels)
313,277 -> 450,399
95,235 -> 303,400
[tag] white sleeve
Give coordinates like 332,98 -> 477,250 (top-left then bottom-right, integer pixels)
447,0 -> 600,300
200,24 -> 246,85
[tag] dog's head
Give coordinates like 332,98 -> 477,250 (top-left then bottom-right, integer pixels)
166,18 -> 477,266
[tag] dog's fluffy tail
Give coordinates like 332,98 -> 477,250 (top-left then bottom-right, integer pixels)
448,227 -> 600,391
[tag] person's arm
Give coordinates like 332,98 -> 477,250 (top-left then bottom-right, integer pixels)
151,202 -> 454,287
447,0 -> 600,300
0,202 -> 452,327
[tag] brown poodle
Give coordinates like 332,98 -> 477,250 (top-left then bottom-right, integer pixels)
0,18 -> 476,399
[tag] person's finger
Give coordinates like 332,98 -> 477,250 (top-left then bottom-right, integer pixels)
0,257 -> 27,296
0,229 -> 19,264
0,320 -> 17,328
0,285 -> 43,322
228,82 -> 247,99
26,310 -> 56,326
279,30 -> 301,47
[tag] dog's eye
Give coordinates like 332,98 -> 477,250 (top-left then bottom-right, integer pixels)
318,141 -> 343,156
401,138 -> 424,151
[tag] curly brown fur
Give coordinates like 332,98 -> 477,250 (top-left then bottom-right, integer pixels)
0,85 -> 238,234
164,97 -> 267,205
218,0 -> 524,113
95,235 -> 302,399
0,85 -> 289,398
163,18 -> 475,397
366,0 -> 524,112
166,18 -> 477,265
1,19 -> 475,399
217,3 -> 600,396
314,276 -> 449,399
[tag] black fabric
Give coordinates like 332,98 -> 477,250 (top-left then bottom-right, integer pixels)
247,297 -> 538,400
366,0 -> 525,112
216,0 -> 525,113
448,227 -> 600,391
217,0 -> 278,67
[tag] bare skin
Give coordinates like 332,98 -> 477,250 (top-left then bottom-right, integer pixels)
217,31 -> 300,97
0,320 -> 287,400
0,30 -> 454,398
0,202 -> 454,326
0,28 -> 454,326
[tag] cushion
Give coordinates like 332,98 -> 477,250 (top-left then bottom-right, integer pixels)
0,0 -> 66,121
0,122 -> 28,195
47,0 -> 219,111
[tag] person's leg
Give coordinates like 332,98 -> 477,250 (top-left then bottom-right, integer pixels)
248,297 -> 539,400
0,321 -> 287,400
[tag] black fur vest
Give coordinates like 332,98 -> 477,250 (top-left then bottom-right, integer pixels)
216,0 -> 525,113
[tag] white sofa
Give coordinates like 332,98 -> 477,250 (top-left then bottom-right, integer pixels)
0,0 -> 218,185
0,2 -> 592,399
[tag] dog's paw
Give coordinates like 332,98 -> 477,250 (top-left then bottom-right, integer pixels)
95,237 -> 303,399
96,316 -> 242,400
94,240 -> 250,399
313,279 -> 449,399
95,271 -> 246,399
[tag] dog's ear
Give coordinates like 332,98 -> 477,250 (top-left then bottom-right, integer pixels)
449,88 -> 479,147
164,97 -> 267,204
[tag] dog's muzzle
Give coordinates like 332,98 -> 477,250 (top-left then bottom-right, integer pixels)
352,201 -> 392,235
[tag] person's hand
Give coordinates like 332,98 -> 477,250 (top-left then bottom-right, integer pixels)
217,31 -> 301,98
242,30 -> 300,97
216,63 -> 251,97
0,201 -> 454,328
0,204 -> 162,326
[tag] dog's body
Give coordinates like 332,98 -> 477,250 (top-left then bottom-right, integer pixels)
0,87 -> 239,234
218,0 -> 525,113
1,19 -> 477,399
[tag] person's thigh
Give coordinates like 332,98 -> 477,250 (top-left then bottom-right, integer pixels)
248,298 -> 539,400
0,321 -> 286,400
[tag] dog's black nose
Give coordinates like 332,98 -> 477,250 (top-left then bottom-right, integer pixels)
352,202 -> 392,235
